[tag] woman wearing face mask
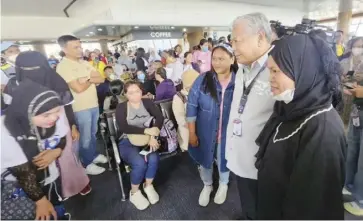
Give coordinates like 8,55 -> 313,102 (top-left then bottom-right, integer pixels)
172,69 -> 199,151
136,70 -> 155,98
341,37 -> 363,216
3,80 -> 71,220
192,39 -> 212,74
154,67 -> 176,101
89,52 -> 107,78
255,34 -> 346,220
187,44 -> 237,207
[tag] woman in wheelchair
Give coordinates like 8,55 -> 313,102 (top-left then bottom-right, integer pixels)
115,80 -> 164,210
103,79 -> 127,110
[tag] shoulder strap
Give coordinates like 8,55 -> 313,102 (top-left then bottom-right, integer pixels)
177,92 -> 186,103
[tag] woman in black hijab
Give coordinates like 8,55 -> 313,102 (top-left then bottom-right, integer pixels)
3,80 -> 69,220
5,51 -> 79,140
255,33 -> 346,220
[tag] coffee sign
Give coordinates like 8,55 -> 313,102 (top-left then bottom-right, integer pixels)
150,32 -> 171,38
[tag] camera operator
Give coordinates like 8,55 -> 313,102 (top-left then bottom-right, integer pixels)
333,30 -> 345,58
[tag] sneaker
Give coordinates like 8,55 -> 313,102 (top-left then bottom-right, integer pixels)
144,184 -> 159,205
130,190 -> 150,210
199,185 -> 213,207
214,183 -> 228,204
85,163 -> 105,175
93,154 -> 108,164
344,201 -> 363,216
80,184 -> 92,196
343,187 -> 352,195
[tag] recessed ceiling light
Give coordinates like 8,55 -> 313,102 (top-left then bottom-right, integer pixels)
183,28 -> 187,32
134,26 -> 139,29
89,31 -> 94,34
97,28 -> 103,31
86,34 -> 90,37
171,26 -> 175,29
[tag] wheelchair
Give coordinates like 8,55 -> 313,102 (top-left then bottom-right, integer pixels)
99,98 -> 180,201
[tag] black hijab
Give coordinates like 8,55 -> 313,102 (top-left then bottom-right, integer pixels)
4,79 -> 63,161
12,51 -> 73,105
255,33 -> 342,169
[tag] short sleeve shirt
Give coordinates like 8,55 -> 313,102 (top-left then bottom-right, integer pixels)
56,57 -> 98,112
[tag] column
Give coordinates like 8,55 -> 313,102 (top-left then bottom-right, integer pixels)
187,29 -> 205,50
100,39 -> 109,53
337,0 -> 353,37
32,44 -> 47,57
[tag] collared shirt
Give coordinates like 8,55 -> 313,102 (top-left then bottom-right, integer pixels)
225,49 -> 275,180
56,57 -> 98,112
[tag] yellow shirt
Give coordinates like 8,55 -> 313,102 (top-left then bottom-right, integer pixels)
56,58 -> 98,112
89,60 -> 106,78
336,44 -> 344,57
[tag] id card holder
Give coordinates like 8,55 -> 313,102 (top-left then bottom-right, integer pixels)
352,105 -> 360,127
233,119 -> 242,136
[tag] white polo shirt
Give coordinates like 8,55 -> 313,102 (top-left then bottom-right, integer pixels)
226,50 -> 275,180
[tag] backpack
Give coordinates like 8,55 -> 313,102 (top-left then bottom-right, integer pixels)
159,119 -> 178,154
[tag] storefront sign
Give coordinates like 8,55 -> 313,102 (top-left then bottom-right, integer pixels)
121,30 -> 182,42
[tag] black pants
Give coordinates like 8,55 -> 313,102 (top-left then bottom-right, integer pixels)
236,175 -> 258,220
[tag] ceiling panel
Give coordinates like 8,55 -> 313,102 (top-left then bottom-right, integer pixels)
1,0 -> 74,17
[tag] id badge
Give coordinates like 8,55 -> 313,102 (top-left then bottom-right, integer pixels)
233,119 -> 242,136
353,117 -> 360,127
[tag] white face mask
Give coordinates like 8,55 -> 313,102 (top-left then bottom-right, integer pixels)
352,47 -> 363,57
272,89 -> 295,104
7,54 -> 18,64
108,73 -> 117,81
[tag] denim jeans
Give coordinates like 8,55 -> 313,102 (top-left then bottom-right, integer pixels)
74,107 -> 99,167
200,143 -> 230,185
118,138 -> 160,185
346,112 -> 363,202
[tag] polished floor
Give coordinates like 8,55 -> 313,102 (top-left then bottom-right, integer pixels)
64,152 -> 360,220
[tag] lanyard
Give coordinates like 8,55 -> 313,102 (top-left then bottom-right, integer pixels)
238,61 -> 267,114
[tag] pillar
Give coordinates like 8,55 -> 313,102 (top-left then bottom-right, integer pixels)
337,0 -> 353,38
187,29 -> 205,49
32,44 -> 47,57
100,39 -> 109,53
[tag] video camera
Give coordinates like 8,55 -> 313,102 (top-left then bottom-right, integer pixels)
270,18 -> 336,45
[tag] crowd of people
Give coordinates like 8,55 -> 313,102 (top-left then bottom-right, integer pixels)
1,11 -> 363,220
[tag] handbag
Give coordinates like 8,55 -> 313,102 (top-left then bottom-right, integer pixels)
126,102 -> 151,147
1,179 -> 36,220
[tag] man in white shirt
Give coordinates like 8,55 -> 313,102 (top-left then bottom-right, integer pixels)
227,13 -> 275,219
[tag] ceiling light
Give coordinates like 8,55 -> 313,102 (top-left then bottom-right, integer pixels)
183,28 -> 187,32
171,26 -> 175,29
89,31 -> 94,34
112,26 -> 115,28
97,28 -> 103,31
134,26 -> 139,29
86,34 -> 90,37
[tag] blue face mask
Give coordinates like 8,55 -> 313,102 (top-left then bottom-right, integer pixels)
137,73 -> 146,82
201,45 -> 209,52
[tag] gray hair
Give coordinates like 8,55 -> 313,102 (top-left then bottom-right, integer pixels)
232,12 -> 273,43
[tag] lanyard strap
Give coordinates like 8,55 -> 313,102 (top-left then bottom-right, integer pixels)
238,62 -> 267,114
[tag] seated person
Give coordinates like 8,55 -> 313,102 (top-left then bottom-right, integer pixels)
104,79 -> 127,110
154,67 -> 176,101
136,70 -> 156,98
96,66 -> 115,114
172,69 -> 199,151
115,81 -> 164,210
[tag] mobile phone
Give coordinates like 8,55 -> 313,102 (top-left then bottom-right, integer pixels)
347,70 -> 355,76
344,83 -> 354,89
